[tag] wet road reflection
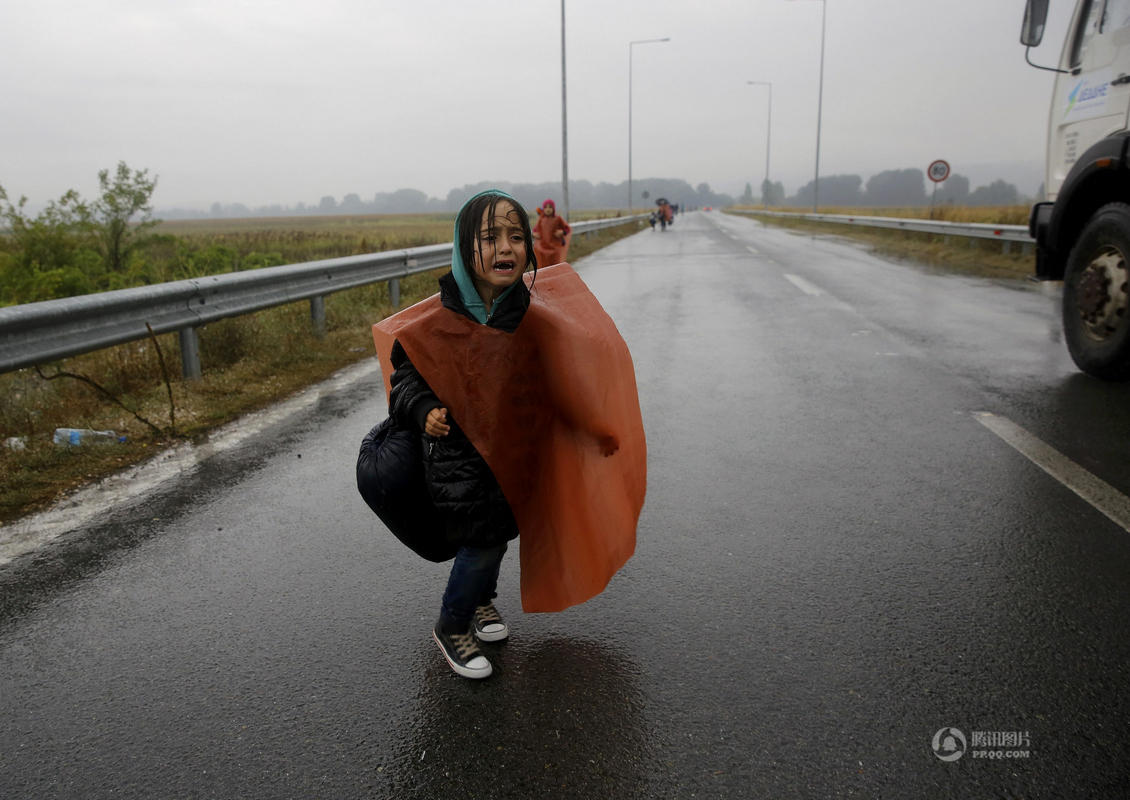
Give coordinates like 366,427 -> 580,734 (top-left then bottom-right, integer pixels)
384,636 -> 652,797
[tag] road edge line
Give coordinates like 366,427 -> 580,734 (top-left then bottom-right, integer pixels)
973,411 -> 1130,533
783,273 -> 824,296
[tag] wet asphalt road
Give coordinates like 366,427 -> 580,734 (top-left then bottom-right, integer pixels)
2,211 -> 1130,799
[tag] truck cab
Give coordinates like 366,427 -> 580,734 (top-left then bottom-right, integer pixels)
1024,0 -> 1130,378
1046,0 -> 1130,200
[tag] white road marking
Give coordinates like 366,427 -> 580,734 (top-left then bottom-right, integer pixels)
974,411 -> 1130,533
784,273 -> 824,296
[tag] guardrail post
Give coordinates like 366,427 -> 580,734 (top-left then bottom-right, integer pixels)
310,296 -> 326,339
389,278 -> 401,309
179,327 -> 202,381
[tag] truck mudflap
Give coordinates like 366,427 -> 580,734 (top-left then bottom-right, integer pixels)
1030,202 -> 1055,279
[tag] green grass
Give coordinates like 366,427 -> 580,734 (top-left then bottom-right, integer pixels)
153,214 -> 458,264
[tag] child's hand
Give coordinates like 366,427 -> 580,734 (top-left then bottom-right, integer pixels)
425,407 -> 451,437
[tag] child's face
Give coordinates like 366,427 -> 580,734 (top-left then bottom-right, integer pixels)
470,200 -> 528,302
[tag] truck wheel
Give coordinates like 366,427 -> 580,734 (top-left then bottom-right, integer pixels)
1063,202 -> 1130,380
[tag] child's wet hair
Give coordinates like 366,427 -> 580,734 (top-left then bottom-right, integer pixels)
458,193 -> 538,276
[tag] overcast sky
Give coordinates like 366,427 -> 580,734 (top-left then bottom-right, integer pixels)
0,0 -> 1076,211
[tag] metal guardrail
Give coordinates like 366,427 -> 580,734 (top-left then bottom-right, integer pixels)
729,209 -> 1033,251
0,214 -> 646,378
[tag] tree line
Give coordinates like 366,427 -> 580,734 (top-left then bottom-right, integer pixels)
174,178 -> 738,220
183,169 -> 1029,220
748,168 -> 1028,209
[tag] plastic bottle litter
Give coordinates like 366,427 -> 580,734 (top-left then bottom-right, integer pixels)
53,428 -> 127,446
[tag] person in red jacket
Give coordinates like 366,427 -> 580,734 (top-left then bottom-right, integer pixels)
533,198 -> 571,266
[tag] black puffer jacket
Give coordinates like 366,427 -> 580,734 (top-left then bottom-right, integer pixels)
387,272 -> 531,548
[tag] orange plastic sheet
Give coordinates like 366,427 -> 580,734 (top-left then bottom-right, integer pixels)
373,264 -> 646,612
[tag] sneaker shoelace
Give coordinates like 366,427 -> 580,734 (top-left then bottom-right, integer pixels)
475,604 -> 502,626
449,630 -> 481,660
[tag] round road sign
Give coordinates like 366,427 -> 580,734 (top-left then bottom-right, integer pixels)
928,159 -> 950,183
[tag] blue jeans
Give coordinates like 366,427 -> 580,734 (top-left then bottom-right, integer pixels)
438,543 -> 507,634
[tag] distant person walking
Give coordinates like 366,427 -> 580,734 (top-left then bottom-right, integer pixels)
533,199 -> 571,266
656,198 -> 673,231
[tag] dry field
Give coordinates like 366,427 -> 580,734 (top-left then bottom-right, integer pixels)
762,204 -> 1031,225
728,204 -> 1035,280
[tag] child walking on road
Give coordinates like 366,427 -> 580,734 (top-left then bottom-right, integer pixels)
372,190 -> 647,680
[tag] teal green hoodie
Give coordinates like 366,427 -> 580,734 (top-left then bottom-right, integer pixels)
451,189 -> 524,324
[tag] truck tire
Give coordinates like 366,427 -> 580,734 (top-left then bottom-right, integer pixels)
1062,202 -> 1130,380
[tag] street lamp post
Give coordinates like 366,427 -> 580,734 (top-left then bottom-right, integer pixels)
747,80 -> 773,209
628,37 -> 670,211
787,0 -> 826,212
560,0 -> 569,219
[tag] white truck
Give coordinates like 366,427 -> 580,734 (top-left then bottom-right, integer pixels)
1022,0 -> 1130,378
